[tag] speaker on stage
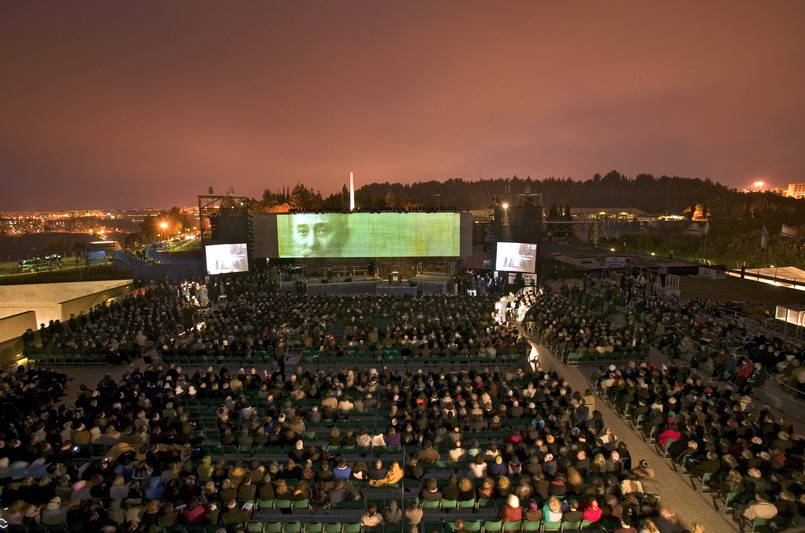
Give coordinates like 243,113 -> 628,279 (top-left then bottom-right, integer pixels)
390,271 -> 402,285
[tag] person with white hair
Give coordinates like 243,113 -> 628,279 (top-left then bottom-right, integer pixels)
41,497 -> 67,525
498,493 -> 522,522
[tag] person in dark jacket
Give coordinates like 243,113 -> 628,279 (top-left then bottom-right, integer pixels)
420,478 -> 443,502
441,475 -> 461,501
219,499 -> 253,526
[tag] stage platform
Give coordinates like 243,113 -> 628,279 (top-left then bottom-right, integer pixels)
375,282 -> 417,296
279,273 -> 451,296
409,272 -> 449,294
306,278 -> 382,296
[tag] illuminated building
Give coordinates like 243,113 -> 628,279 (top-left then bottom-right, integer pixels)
786,183 -> 805,199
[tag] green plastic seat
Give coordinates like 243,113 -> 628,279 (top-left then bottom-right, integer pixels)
457,498 -> 476,510
476,497 -> 493,508
743,517 -> 770,533
342,524 -> 361,533
422,499 -> 441,509
543,520 -> 562,533
305,524 -> 324,533
483,521 -> 502,533
275,499 -> 292,510
292,498 -> 309,510
440,499 -> 458,510
463,521 -> 481,533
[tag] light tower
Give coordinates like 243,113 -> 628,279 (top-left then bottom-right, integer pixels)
349,172 -> 355,211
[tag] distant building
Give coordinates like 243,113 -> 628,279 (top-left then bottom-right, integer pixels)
786,183 -> 805,198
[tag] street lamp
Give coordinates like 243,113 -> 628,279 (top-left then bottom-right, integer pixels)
160,221 -> 168,242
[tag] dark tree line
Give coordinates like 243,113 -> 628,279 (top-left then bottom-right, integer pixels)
246,171 -> 804,222
239,172 -> 805,268
352,171 -> 804,220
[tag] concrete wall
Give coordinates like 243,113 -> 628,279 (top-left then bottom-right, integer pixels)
0,311 -> 36,346
59,281 -> 135,321
0,279 -> 133,334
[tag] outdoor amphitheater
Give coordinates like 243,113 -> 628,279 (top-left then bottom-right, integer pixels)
0,209 -> 803,533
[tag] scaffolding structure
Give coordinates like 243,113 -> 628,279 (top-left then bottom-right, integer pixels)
197,189 -> 250,249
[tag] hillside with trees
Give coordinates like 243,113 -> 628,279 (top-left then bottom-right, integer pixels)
244,173 -> 805,269
251,171 -> 803,221
355,171 -> 733,214
121,172 -> 805,270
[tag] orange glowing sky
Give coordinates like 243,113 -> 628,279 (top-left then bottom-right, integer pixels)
1,1 -> 804,209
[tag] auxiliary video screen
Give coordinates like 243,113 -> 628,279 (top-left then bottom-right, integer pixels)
205,243 -> 249,275
495,242 -> 537,273
276,212 -> 461,258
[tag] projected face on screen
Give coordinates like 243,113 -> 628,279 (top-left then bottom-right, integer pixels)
287,214 -> 348,257
276,212 -> 460,258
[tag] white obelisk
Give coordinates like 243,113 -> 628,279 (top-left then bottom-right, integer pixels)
349,172 -> 355,211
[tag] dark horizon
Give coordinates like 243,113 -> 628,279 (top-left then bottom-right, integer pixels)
2,1 -> 804,211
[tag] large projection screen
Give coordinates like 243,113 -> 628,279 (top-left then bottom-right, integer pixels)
495,242 -> 537,273
275,212 -> 461,258
205,243 -> 249,275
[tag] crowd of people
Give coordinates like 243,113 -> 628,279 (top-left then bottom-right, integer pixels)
0,350 -> 696,533
24,278 -> 529,366
520,271 -> 805,530
596,360 -> 804,531
4,267 -> 804,533
525,272 -> 804,398
21,282 -> 189,364
522,281 -> 651,358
